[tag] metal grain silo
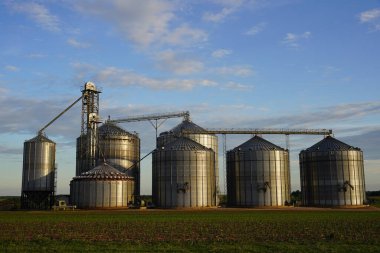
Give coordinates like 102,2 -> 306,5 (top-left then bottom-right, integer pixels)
152,137 -> 216,208
299,136 -> 366,206
97,122 -> 140,196
227,135 -> 290,207
21,134 -> 56,209
157,119 -> 219,203
70,163 -> 135,209
76,134 -> 88,176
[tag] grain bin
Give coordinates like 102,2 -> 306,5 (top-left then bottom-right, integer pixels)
227,135 -> 290,207
70,162 -> 135,209
21,134 -> 56,209
157,119 -> 219,203
97,122 -> 140,196
76,134 -> 88,176
152,137 -> 216,208
299,136 -> 366,206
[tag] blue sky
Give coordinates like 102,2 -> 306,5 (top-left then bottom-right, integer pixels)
0,0 -> 379,195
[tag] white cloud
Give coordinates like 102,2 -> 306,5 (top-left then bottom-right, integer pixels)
223,82 -> 253,91
0,92 -> 81,137
212,49 -> 232,58
72,64 -> 218,91
71,62 -> 98,83
202,0 -> 244,22
162,24 -> 207,46
359,8 -> 380,31
155,50 -> 203,75
67,38 -> 91,49
72,0 -> 206,48
254,101 -> 380,129
359,8 -> 380,22
203,7 -> 237,22
215,65 -> 254,76
200,80 -> 218,87
210,0 -> 244,5
8,2 -> 60,32
245,22 -> 266,36
4,65 -> 19,72
282,31 -> 311,48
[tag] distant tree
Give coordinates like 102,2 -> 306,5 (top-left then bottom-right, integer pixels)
290,190 -> 301,204
218,195 -> 227,206
366,191 -> 380,197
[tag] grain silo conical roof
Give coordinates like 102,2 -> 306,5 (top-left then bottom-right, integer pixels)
162,137 -> 210,151
304,136 -> 360,151
70,162 -> 135,208
73,162 -> 133,180
27,134 -> 55,143
299,135 -> 366,207
232,135 -> 285,151
163,119 -> 207,135
98,122 -> 137,136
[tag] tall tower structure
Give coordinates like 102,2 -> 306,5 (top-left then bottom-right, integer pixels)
76,82 -> 101,175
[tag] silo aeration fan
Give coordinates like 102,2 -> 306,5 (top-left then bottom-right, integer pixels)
176,182 -> 189,193
257,182 -> 271,192
337,181 -> 354,192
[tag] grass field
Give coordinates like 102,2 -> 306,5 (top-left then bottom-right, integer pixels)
1,208 -> 379,252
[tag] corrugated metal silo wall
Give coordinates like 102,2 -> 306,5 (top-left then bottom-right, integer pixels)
70,179 -> 135,209
97,134 -> 141,196
299,150 -> 366,206
227,149 -> 290,207
22,139 -> 56,192
76,135 -> 88,176
157,133 -> 219,202
21,136 -> 56,209
152,148 -> 216,208
76,133 -> 100,176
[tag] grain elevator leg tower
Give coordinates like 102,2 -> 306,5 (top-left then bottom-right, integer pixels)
76,82 -> 101,176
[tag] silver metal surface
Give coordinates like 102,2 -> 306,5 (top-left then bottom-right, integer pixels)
21,134 -> 56,209
76,135 -> 88,176
299,136 -> 366,206
76,82 -> 101,175
70,163 -> 135,208
227,136 -> 290,207
97,122 -> 140,196
152,137 -> 216,208
108,111 -> 190,123
182,128 -> 332,135
157,119 -> 219,203
22,134 -> 56,192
